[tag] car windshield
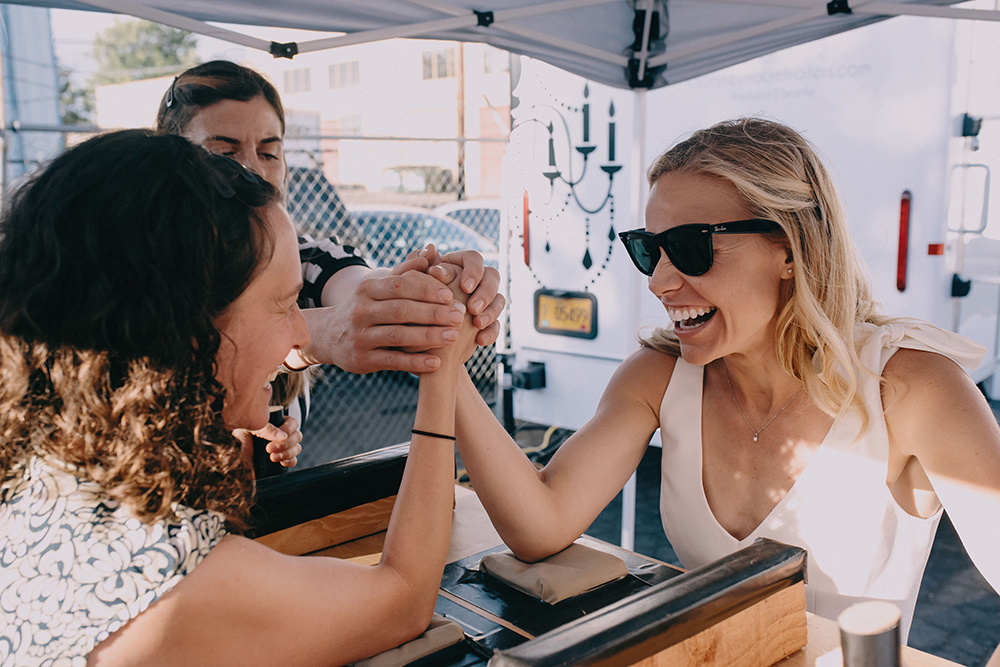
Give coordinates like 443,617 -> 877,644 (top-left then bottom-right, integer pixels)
437,208 -> 500,242
351,210 -> 497,268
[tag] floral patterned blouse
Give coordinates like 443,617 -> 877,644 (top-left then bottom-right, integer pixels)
0,456 -> 227,666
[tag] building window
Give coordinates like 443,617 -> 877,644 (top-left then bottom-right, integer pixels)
422,49 -> 455,80
329,61 -> 360,89
283,68 -> 311,94
484,46 -> 510,74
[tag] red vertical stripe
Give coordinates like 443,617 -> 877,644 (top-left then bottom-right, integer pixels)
897,190 -> 911,292
523,191 -> 531,267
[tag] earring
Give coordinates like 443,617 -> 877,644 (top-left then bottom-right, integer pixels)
787,268 -> 793,274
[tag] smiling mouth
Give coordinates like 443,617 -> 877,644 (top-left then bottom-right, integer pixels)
668,306 -> 717,331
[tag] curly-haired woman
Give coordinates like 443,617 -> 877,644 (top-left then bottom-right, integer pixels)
0,130 -> 474,666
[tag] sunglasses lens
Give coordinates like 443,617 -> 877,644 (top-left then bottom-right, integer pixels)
623,235 -> 659,275
665,227 -> 712,276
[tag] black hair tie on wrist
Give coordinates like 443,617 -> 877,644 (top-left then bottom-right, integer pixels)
411,429 -> 457,441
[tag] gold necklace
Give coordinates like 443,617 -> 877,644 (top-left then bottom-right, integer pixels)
723,362 -> 800,442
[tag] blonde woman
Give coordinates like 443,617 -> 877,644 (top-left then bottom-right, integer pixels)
449,118 -> 1000,654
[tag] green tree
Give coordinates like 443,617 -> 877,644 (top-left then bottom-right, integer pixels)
58,65 -> 95,126
90,19 -> 199,86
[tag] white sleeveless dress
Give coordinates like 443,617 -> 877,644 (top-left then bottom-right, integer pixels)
658,322 -> 985,642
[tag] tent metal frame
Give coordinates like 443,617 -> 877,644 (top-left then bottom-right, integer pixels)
44,0 -> 1000,90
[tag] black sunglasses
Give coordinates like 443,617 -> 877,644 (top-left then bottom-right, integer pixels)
618,218 -> 782,276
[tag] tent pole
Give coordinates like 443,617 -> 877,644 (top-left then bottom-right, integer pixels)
698,0 -> 1000,21
619,86 -> 648,551
864,2 -> 1000,21
633,0 -> 654,83
650,0 -> 881,66
69,0 -> 272,52
294,0 -> 621,55
491,24 -> 630,66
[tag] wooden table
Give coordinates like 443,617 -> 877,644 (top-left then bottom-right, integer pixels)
308,487 -> 960,667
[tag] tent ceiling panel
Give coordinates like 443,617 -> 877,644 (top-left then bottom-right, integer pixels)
5,0 -> 984,89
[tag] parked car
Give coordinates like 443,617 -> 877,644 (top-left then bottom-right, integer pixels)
349,205 -> 498,269
434,199 -> 501,243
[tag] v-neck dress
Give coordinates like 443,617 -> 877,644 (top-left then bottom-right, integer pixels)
658,321 -> 986,643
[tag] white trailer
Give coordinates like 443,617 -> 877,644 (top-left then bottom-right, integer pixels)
503,7 -> 1000,415
499,8 -> 1000,544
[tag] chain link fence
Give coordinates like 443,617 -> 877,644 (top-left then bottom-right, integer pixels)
1,131 -> 506,469
284,141 -> 504,466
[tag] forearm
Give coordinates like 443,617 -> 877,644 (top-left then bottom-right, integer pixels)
454,369 -> 577,560
379,367 -> 458,602
295,305 -> 349,367
287,267 -> 389,368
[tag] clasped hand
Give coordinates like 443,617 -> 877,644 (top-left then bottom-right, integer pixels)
296,246 -> 504,374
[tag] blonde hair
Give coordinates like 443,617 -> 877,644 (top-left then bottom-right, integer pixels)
641,117 -> 889,430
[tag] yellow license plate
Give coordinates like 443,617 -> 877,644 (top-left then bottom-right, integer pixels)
534,290 -> 598,339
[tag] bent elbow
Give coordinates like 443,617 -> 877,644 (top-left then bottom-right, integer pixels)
383,580 -> 439,647
504,537 -> 567,564
399,596 -> 436,643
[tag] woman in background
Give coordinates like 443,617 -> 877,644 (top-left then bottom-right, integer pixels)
155,61 -> 504,469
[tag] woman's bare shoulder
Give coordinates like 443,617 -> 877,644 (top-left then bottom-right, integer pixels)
882,347 -> 973,405
619,345 -> 678,380
606,345 -> 679,409
882,347 -> 995,457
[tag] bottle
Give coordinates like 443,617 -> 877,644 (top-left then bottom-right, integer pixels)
252,406 -> 288,479
838,600 -> 902,667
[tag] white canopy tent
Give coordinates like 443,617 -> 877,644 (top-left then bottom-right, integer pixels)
8,0 -> 1000,552
6,0 -> 1000,90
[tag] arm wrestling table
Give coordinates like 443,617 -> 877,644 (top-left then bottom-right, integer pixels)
250,446 -> 960,667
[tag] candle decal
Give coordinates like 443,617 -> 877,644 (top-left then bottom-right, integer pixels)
608,101 -> 616,162
548,122 -> 556,166
583,84 -> 590,143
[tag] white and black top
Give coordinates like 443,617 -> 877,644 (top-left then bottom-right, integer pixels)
0,457 -> 228,666
297,235 -> 367,309
285,235 -> 368,425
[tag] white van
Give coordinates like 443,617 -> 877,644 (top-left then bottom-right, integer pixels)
501,9 -> 1000,442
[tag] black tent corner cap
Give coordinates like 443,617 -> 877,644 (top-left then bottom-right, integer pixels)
475,10 -> 495,27
827,0 -> 852,14
952,273 -> 972,298
627,58 -> 662,89
271,41 -> 299,59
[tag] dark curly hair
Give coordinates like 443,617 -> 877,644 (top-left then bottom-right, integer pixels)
0,129 -> 279,531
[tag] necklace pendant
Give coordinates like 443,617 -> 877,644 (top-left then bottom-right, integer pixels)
752,434 -> 759,442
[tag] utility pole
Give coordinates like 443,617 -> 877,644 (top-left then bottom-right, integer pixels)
456,43 -> 466,201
